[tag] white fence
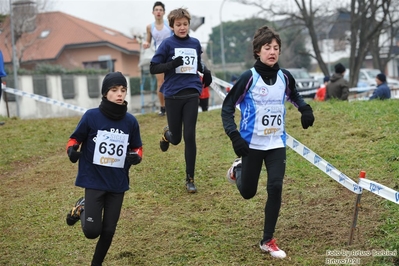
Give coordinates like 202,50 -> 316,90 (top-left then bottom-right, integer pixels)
0,75 -> 224,119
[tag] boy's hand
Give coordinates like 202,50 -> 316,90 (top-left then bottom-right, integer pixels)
67,144 -> 81,163
298,104 -> 315,129
126,151 -> 142,165
228,131 -> 249,157
172,56 -> 184,68
203,70 -> 212,87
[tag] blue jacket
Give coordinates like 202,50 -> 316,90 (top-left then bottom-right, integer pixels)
0,50 -> 7,77
70,108 -> 142,193
150,35 -> 203,97
369,82 -> 390,100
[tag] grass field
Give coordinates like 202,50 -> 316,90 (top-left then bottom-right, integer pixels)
1,99 -> 399,265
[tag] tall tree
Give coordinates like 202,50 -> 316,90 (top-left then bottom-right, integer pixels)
207,17 -> 310,69
237,0 -> 336,75
0,0 -> 52,68
347,0 -> 390,87
208,17 -> 269,65
236,0 -> 395,87
369,0 -> 399,73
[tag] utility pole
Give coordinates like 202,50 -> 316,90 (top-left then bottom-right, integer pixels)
219,0 -> 227,81
9,0 -> 20,117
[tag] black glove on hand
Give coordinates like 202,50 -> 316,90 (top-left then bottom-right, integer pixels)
228,131 -> 249,157
172,56 -> 184,68
67,144 -> 81,163
126,151 -> 142,166
203,69 -> 212,87
298,104 -> 315,129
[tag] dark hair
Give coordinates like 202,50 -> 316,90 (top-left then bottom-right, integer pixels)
376,73 -> 386,83
167,8 -> 191,28
153,1 -> 165,11
252,26 -> 281,59
334,63 -> 346,74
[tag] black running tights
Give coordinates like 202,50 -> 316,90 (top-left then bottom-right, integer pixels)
165,95 -> 199,177
237,148 -> 286,242
80,189 -> 124,266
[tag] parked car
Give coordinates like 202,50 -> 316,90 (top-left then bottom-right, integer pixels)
286,68 -> 320,98
344,69 -> 399,88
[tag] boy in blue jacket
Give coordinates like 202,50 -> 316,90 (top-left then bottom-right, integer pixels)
65,72 -> 142,266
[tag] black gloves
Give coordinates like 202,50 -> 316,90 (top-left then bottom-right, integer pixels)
203,69 -> 212,87
172,56 -> 184,68
228,131 -> 249,157
67,144 -> 81,163
298,104 -> 315,129
126,151 -> 142,166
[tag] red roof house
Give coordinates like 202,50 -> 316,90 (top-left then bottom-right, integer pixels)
0,6 -> 141,77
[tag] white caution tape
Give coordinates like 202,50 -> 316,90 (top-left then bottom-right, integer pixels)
6,78 -> 396,200
286,135 -> 362,194
358,178 -> 399,204
211,75 -> 234,89
3,87 -> 87,114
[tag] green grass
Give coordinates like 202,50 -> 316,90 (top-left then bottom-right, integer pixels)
1,99 -> 399,265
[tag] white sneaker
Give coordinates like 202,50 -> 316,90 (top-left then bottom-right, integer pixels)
226,158 -> 241,184
259,238 -> 286,258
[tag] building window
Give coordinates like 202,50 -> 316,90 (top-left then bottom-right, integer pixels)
83,60 -> 115,72
40,30 -> 50,38
33,75 -> 48,97
2,77 -> 16,102
61,75 -> 75,99
87,75 -> 101,98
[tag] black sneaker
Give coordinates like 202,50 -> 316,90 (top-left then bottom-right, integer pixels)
160,126 -> 170,152
66,197 -> 85,226
158,107 -> 166,116
186,175 -> 197,193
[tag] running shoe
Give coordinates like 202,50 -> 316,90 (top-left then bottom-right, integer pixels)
259,238 -> 286,258
226,158 -> 241,184
66,197 -> 85,226
160,126 -> 170,152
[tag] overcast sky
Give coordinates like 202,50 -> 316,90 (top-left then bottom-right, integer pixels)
49,0 -> 263,44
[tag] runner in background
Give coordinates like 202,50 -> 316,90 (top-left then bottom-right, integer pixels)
199,75 -> 210,112
143,2 -> 173,116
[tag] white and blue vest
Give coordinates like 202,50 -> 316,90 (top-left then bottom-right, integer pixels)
239,68 -> 287,151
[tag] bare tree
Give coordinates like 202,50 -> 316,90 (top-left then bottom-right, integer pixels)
1,0 -> 52,68
369,0 -> 399,74
236,0 -> 395,87
236,0 -> 341,75
347,0 -> 390,87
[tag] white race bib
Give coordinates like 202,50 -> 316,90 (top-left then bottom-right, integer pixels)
174,48 -> 197,74
256,105 -> 284,136
93,130 -> 129,168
